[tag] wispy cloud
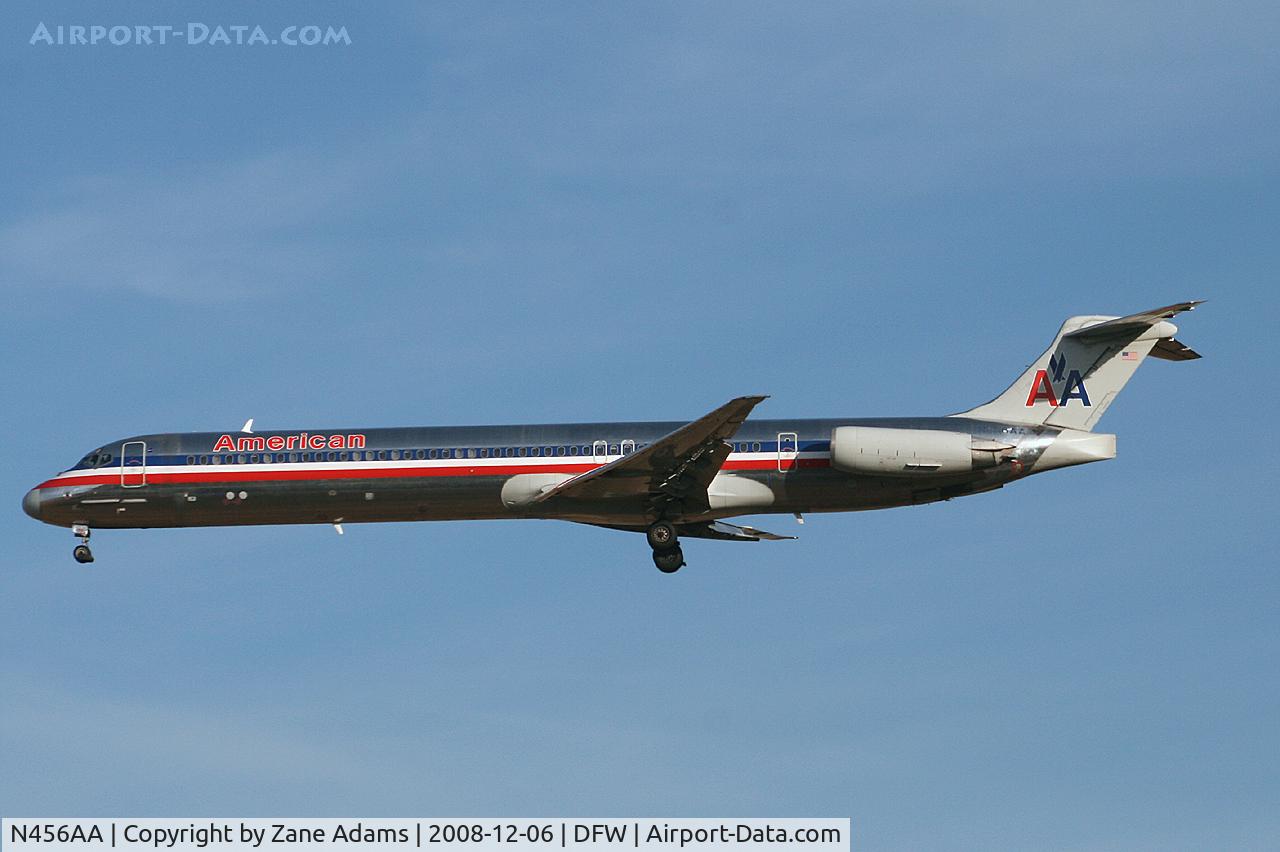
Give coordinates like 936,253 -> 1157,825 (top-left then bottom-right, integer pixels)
0,149 -> 378,300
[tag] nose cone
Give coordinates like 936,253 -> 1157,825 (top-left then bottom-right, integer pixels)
22,487 -> 43,520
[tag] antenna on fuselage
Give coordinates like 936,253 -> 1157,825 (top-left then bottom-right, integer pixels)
241,418 -> 254,434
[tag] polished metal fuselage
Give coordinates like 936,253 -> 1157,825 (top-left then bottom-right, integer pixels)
25,416 -> 1058,532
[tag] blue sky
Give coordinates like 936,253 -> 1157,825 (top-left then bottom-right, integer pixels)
2,2 -> 1277,848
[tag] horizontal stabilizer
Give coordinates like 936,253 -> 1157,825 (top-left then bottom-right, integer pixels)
1149,338 -> 1202,361
1065,300 -> 1204,340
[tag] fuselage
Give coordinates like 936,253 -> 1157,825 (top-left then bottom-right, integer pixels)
22,415 -> 1074,532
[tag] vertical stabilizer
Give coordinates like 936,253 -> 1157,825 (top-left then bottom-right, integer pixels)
953,301 -> 1202,431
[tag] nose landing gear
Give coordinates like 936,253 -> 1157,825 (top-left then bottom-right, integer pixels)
71,523 -> 94,564
647,521 -> 684,573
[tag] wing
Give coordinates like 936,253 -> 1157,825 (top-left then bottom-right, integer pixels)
677,520 -> 797,542
580,519 -> 796,542
533,395 -> 768,518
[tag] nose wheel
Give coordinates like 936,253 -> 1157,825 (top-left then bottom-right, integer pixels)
647,521 -> 685,573
71,524 -> 94,564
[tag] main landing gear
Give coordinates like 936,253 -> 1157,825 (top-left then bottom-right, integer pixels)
647,521 -> 684,574
71,524 -> 94,564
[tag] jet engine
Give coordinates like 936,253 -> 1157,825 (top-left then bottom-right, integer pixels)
830,426 -> 1012,476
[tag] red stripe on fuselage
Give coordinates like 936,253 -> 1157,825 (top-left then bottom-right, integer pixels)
36,457 -> 830,490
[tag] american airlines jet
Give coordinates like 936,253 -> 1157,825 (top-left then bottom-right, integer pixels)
23,302 -> 1202,572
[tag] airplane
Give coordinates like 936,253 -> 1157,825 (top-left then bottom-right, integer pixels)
23,301 -> 1202,572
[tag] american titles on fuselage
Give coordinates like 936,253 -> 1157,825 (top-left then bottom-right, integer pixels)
211,433 -> 368,453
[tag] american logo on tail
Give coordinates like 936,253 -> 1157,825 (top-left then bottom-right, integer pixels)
1025,354 -> 1091,408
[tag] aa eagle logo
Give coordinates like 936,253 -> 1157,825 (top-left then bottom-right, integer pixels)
1025,353 -> 1090,407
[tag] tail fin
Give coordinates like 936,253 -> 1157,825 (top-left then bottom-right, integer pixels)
954,301 -> 1204,431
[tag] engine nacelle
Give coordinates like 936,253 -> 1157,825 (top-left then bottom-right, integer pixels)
831,426 -> 1006,476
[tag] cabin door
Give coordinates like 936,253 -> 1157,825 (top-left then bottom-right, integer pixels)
121,441 -> 147,487
777,432 -> 798,472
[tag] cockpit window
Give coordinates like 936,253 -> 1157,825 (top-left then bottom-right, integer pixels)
78,449 -> 113,469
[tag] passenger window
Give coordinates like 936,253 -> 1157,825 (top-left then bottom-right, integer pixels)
752,442 -> 761,452
289,453 -> 299,462
186,456 -> 195,465
609,444 -> 619,455
416,450 -> 426,460
428,449 -> 438,459
557,446 -> 566,456
569,445 -> 579,456
211,455 -> 222,465
390,450 -> 400,460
